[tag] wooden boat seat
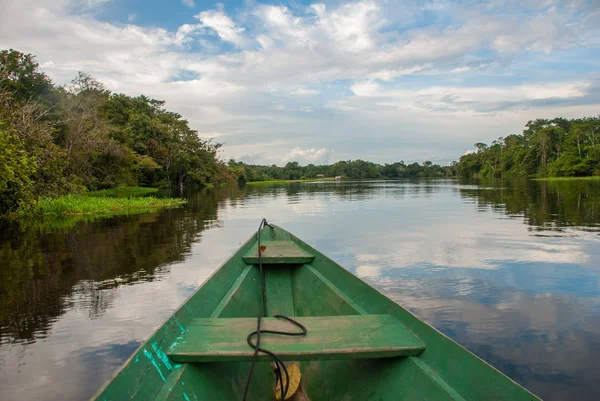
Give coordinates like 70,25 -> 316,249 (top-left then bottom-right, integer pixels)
166,314 -> 425,363
242,241 -> 315,264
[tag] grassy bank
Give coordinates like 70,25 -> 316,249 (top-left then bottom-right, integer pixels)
9,186 -> 187,225
534,176 -> 600,182
85,186 -> 159,198
31,195 -> 185,218
245,177 -> 337,185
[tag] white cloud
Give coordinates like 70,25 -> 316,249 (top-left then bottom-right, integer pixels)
370,64 -> 432,81
181,0 -> 195,8
348,80 -> 592,113
173,23 -> 202,46
492,9 -> 588,54
350,80 -> 380,96
281,147 -> 333,164
0,0 -> 598,165
324,100 -> 358,112
256,34 -> 274,49
312,1 -> 381,52
196,131 -> 228,139
76,0 -> 111,8
291,88 -> 320,96
448,66 -> 470,74
195,10 -> 245,45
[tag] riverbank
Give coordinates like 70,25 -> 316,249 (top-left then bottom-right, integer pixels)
534,176 -> 600,182
84,186 -> 160,198
13,187 -> 186,220
245,177 -> 337,185
33,195 -> 186,218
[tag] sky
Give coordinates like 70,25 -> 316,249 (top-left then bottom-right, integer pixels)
1,0 -> 599,166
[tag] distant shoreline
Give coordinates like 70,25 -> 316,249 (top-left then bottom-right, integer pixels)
244,177 -> 337,184
533,176 -> 600,182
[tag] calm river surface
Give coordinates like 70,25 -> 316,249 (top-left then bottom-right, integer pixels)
1,179 -> 600,401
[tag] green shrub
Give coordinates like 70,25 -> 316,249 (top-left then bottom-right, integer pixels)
0,124 -> 36,215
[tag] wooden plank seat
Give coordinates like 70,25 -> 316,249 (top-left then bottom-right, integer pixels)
167,314 -> 425,363
242,241 -> 315,264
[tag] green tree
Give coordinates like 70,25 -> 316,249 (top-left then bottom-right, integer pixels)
0,123 -> 36,215
0,49 -> 237,217
0,89 -> 75,197
456,116 -> 600,178
0,49 -> 53,103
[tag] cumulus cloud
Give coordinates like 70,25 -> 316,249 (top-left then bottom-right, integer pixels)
348,80 -> 595,113
0,0 -> 598,165
173,23 -> 202,46
281,147 -> 333,165
195,10 -> 245,46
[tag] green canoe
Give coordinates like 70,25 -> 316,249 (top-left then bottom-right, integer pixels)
92,223 -> 540,401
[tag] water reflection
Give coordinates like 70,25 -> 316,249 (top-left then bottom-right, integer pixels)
459,178 -> 600,230
374,277 -> 600,401
0,196 -> 220,345
1,179 -> 600,401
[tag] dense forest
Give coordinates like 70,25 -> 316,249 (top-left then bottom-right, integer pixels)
228,160 -> 451,182
0,49 -> 233,216
4,49 -> 599,218
457,117 -> 600,178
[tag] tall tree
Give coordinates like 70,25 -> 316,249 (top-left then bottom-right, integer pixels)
0,49 -> 53,103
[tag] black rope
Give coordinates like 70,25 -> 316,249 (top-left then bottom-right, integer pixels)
242,219 -> 307,401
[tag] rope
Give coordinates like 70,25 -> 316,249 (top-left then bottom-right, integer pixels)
242,219 -> 307,401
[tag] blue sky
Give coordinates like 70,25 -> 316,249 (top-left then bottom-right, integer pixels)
1,0 -> 599,165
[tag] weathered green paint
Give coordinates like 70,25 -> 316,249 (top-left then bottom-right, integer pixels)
242,241 -> 314,264
300,358 -> 465,401
211,265 -> 262,318
167,315 -> 424,362
91,224 -> 541,401
154,366 -> 186,400
292,265 -> 366,316
265,266 -> 295,316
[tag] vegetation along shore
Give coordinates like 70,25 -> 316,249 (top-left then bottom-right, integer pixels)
533,176 -> 600,182
456,117 -> 600,178
29,188 -> 186,218
1,48 -> 599,220
0,49 -> 230,219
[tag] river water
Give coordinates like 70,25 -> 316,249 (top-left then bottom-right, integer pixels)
1,179 -> 599,401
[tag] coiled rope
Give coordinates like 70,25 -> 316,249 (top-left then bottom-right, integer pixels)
242,219 -> 307,401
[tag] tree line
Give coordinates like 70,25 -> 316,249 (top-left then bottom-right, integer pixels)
9,50 -> 598,217
457,117 -> 600,178
0,50 -> 453,217
0,49 -> 233,216
227,159 -> 452,182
